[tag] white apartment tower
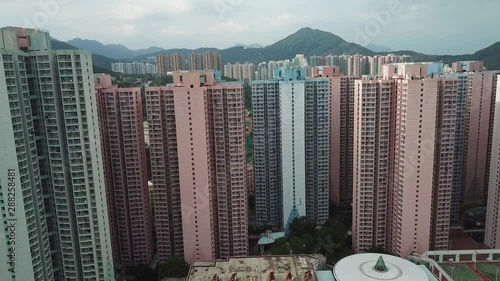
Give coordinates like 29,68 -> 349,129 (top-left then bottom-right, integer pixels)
252,68 -> 329,230
0,27 -> 114,281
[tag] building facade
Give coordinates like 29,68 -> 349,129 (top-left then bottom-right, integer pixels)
462,71 -> 499,202
157,53 -> 184,75
111,62 -> 156,75
352,79 -> 395,253
0,27 -> 114,281
485,75 -> 500,249
146,71 -> 248,264
311,67 -> 356,205
449,73 -> 469,225
390,77 -> 457,256
352,64 -> 457,257
247,162 -> 254,193
252,79 -> 282,227
95,75 -> 154,268
252,68 -> 329,230
224,62 -> 255,81
309,54 -> 411,76
189,52 -> 222,71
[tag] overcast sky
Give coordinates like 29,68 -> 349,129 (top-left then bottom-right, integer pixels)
1,0 -> 499,55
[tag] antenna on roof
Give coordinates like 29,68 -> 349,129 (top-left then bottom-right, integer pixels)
374,256 -> 389,272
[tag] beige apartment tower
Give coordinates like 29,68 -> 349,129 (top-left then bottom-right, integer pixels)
157,53 -> 184,75
189,52 -> 222,71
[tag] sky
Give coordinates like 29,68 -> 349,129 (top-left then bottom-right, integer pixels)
1,0 -> 499,55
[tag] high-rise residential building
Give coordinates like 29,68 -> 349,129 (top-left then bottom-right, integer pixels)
292,54 -> 309,68
382,62 -> 498,224
267,61 -> 277,79
352,79 -> 395,253
0,27 -> 114,281
309,55 -> 324,67
311,67 -> 355,205
224,62 -> 254,81
462,71 -> 499,202
203,51 -> 222,71
247,162 -> 254,193
189,52 -> 222,71
111,62 -> 157,75
145,71 -> 248,264
452,61 -> 484,73
252,68 -> 329,229
95,75 -> 154,268
352,63 -> 458,257
157,53 -> 184,75
390,77 -> 457,256
189,52 -> 204,71
309,54 -> 411,76
485,75 -> 500,249
255,62 -> 269,80
144,121 -> 150,146
251,79 -> 282,227
448,73 -> 470,225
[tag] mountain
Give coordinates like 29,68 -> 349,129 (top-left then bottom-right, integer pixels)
247,44 -> 263,49
366,43 -> 392,53
379,42 -> 500,70
232,43 -> 263,49
470,41 -> 500,70
49,27 -> 500,72
261,27 -> 375,60
134,27 -> 376,64
50,38 -> 116,71
67,38 -> 164,60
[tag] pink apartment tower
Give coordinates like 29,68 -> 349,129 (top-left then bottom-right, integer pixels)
145,71 -> 248,264
312,66 -> 355,205
352,64 -> 458,257
95,75 -> 154,267
462,71 -> 499,202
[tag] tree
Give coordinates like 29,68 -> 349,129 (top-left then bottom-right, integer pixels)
271,237 -> 291,255
289,236 -> 308,254
365,245 -> 389,254
146,146 -> 152,180
246,135 -> 254,162
270,216 -> 353,263
243,82 -> 252,111
329,200 -> 338,219
222,76 -> 238,82
288,217 -> 316,237
159,257 -> 190,278
135,265 -> 157,281
150,75 -> 173,86
248,193 -> 256,211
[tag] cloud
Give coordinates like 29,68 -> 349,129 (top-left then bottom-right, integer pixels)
113,23 -> 139,36
270,14 -> 295,27
160,26 -> 186,35
208,20 -> 248,32
0,0 -> 498,54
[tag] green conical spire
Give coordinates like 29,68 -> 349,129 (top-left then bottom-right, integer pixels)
374,256 -> 388,272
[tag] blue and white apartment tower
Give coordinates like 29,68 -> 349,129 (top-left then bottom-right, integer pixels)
252,67 -> 330,231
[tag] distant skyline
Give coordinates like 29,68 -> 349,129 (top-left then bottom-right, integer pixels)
1,0 -> 499,55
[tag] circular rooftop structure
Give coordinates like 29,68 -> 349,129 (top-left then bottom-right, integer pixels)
333,253 -> 429,281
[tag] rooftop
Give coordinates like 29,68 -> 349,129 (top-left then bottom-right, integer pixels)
420,249 -> 500,281
187,255 -> 326,281
257,231 -> 285,245
333,253 -> 429,281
